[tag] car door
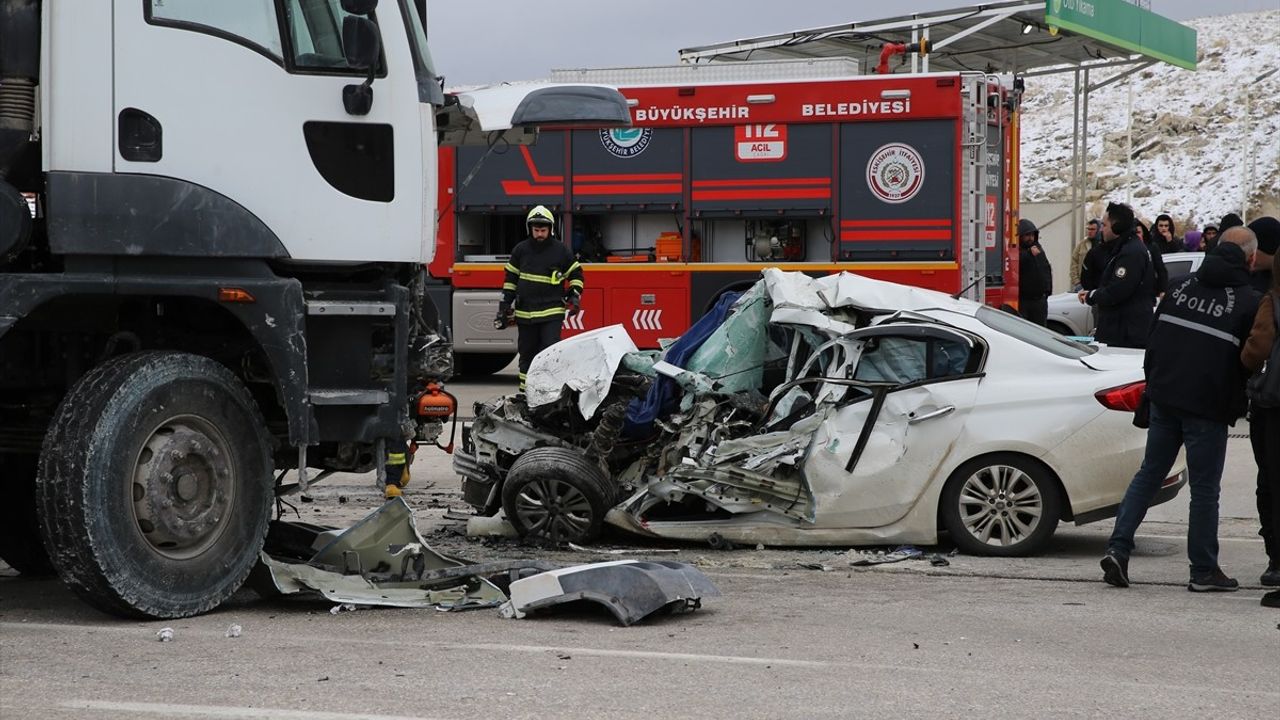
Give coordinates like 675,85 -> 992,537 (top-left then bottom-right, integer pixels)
802,323 -> 985,529
112,0 -> 424,263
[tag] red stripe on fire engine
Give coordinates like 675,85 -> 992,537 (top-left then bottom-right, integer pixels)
519,146 -> 563,183
501,181 -> 565,196
573,183 -> 683,195
573,173 -> 682,182
692,188 -> 832,201
840,230 -> 954,241
840,218 -> 951,228
692,177 -> 832,188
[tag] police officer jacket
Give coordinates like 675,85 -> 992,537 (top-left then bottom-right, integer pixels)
502,236 -> 584,324
1085,232 -> 1154,348
1145,242 -> 1261,424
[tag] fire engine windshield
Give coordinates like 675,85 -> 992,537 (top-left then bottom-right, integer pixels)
399,0 -> 445,106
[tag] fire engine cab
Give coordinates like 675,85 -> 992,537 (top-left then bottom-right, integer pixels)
432,59 -> 1020,372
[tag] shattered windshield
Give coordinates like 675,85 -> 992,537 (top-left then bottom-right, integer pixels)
973,306 -> 1097,358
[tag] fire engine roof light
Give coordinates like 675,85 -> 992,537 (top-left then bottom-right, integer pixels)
880,89 -> 911,100
745,94 -> 776,104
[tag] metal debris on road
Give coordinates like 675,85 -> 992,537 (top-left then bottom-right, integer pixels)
225,624 -> 242,638
155,628 -> 174,642
848,545 -> 924,566
502,560 -> 721,626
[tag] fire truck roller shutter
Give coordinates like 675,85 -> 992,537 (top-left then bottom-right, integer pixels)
838,120 -> 956,262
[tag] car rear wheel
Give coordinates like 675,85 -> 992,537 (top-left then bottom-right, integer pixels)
941,454 -> 1061,557
501,447 -> 614,543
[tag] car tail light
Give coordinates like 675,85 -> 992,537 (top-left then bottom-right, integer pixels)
1095,381 -> 1146,412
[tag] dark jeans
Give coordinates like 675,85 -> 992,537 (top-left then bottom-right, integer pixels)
516,318 -> 563,390
1251,406 -> 1280,565
1107,401 -> 1229,576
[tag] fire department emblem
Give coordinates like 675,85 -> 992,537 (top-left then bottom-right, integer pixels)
866,143 -> 925,204
600,128 -> 653,158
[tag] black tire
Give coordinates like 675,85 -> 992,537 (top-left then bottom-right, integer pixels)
37,352 -> 273,618
501,447 -> 614,543
940,453 -> 1062,557
0,453 -> 54,576
455,352 -> 517,378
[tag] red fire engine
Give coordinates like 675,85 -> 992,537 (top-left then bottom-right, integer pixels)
429,61 -> 1021,374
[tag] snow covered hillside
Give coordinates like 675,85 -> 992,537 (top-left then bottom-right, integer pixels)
1019,9 -> 1280,229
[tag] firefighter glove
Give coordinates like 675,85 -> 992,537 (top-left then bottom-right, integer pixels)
494,303 -> 513,330
564,291 -> 581,316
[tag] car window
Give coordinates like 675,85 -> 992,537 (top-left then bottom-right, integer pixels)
148,0 -> 283,61
1165,260 -> 1193,282
853,336 -> 972,383
975,306 -> 1097,358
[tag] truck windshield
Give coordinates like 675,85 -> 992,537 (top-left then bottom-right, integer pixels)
399,0 -> 444,106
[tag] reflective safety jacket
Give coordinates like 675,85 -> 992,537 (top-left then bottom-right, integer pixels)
501,236 -> 583,324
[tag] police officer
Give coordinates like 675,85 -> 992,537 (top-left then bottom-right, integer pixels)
495,206 -> 584,391
1101,226 -> 1262,591
1017,218 -> 1053,326
1077,202 -> 1154,348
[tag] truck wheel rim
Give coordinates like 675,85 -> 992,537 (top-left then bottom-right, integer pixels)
130,415 -> 236,560
513,478 -> 592,540
957,464 -> 1042,547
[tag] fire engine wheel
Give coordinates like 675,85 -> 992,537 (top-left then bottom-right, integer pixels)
37,352 -> 273,618
455,352 -> 517,378
940,453 -> 1062,557
501,447 -> 614,543
0,453 -> 54,576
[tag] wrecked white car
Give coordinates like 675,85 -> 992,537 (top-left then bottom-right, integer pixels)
454,270 -> 1187,556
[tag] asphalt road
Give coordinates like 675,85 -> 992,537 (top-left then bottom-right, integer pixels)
2,362 -> 1277,720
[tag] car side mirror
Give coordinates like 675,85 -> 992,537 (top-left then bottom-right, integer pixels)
342,16 -> 380,115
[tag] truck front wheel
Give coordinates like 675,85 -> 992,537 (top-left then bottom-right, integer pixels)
37,352 -> 273,618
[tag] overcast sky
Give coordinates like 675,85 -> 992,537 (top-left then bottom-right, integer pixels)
427,0 -> 1276,86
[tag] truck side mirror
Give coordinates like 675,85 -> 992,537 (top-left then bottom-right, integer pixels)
341,0 -> 378,14
342,16 -> 380,71
342,16 -> 380,115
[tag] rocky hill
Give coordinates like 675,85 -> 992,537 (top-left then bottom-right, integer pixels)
1019,9 -> 1280,229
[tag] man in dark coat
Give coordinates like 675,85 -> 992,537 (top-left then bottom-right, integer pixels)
1017,218 -> 1053,326
1246,216 -> 1278,294
1077,202 -> 1154,348
1201,224 -> 1219,252
1100,226 -> 1262,591
1153,214 -> 1185,254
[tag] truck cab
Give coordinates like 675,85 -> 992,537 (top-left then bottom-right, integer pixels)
0,0 -> 628,618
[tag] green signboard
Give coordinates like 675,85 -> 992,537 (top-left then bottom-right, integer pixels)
1046,0 -> 1197,70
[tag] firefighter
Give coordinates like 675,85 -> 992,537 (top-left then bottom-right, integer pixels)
495,206 -> 583,391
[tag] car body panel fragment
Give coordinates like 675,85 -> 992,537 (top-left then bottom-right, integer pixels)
252,498 -> 506,610
503,560 -> 720,626
526,325 -> 638,420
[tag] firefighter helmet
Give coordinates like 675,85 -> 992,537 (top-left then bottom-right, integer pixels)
526,205 -> 555,234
